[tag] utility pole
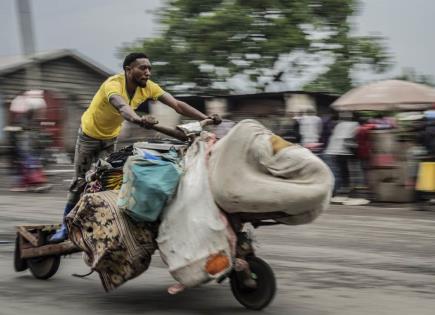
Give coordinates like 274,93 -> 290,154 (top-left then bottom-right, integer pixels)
16,0 -> 35,55
16,0 -> 40,89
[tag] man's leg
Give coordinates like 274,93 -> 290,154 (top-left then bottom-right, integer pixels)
325,155 -> 341,196
335,155 -> 349,194
97,138 -> 116,161
49,129 -> 104,243
339,155 -> 351,192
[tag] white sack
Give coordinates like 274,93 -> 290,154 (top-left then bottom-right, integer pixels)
157,138 -> 232,287
208,119 -> 334,225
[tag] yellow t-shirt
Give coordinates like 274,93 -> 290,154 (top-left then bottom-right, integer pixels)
81,73 -> 165,140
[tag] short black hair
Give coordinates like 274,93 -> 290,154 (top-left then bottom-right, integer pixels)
123,52 -> 148,70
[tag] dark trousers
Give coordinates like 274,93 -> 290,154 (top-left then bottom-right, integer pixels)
66,128 -> 116,206
324,154 -> 352,195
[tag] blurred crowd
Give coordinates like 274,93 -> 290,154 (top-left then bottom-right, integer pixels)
277,108 -> 435,204
3,89 -> 435,205
3,90 -> 52,192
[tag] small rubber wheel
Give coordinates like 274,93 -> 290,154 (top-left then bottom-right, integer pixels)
28,255 -> 61,280
14,236 -> 28,272
230,256 -> 276,310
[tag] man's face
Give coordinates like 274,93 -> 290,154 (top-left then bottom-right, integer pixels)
126,58 -> 151,87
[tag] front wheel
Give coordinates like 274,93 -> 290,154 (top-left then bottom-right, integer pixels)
28,255 -> 61,280
230,256 -> 276,310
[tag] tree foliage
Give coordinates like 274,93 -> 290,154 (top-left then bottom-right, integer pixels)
119,0 -> 391,95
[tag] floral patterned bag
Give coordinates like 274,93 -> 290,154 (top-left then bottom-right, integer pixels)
66,190 -> 158,291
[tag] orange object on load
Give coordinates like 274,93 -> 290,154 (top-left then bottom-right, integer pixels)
205,252 -> 230,275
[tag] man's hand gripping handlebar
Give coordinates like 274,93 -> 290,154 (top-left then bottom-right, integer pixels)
139,115 -> 221,142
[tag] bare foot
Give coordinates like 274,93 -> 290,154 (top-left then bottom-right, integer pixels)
234,258 -> 249,271
234,258 -> 257,289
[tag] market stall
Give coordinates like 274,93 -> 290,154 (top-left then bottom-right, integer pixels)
331,80 -> 435,202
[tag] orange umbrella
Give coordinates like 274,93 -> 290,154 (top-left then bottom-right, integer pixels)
332,80 -> 435,111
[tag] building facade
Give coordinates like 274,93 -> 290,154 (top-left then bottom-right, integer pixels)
0,49 -> 112,151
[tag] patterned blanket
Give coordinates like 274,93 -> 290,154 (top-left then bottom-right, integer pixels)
66,190 -> 158,291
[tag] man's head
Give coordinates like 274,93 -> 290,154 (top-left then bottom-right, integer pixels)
123,52 -> 151,87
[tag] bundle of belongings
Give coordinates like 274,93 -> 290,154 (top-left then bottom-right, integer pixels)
208,119 -> 334,225
66,190 -> 158,291
117,145 -> 183,222
66,142 -> 185,291
66,119 -> 333,292
157,134 -> 234,289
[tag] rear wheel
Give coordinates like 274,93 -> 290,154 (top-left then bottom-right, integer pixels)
28,255 -> 61,280
230,256 -> 276,310
14,236 -> 28,272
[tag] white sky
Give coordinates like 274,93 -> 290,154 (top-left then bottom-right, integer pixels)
0,0 -> 163,71
0,0 -> 434,86
353,0 -> 435,83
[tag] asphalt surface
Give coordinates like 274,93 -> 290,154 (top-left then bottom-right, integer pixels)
0,185 -> 435,315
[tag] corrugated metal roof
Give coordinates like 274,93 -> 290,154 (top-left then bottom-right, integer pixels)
0,49 -> 114,77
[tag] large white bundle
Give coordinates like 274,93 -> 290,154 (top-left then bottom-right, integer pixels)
208,120 -> 334,225
157,139 -> 232,287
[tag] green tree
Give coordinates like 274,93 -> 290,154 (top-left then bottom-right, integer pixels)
119,0 -> 391,95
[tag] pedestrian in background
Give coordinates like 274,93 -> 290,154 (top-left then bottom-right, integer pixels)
319,112 -> 338,154
323,112 -> 359,199
422,110 -> 435,158
355,115 -> 375,187
278,111 -> 301,144
5,91 -> 51,192
299,108 -> 322,153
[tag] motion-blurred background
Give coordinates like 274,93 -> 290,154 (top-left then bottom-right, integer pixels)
0,0 -> 434,204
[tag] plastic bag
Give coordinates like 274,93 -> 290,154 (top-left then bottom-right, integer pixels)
117,149 -> 181,222
157,139 -> 232,287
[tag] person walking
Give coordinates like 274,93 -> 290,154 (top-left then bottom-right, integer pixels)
323,112 -> 359,198
299,109 -> 323,153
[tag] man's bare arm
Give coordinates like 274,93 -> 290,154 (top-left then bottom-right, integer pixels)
158,93 -> 208,120
152,125 -> 188,141
151,118 -> 215,142
109,95 -> 158,126
109,95 -> 142,124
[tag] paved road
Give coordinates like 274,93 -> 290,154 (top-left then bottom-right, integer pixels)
0,192 -> 435,315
